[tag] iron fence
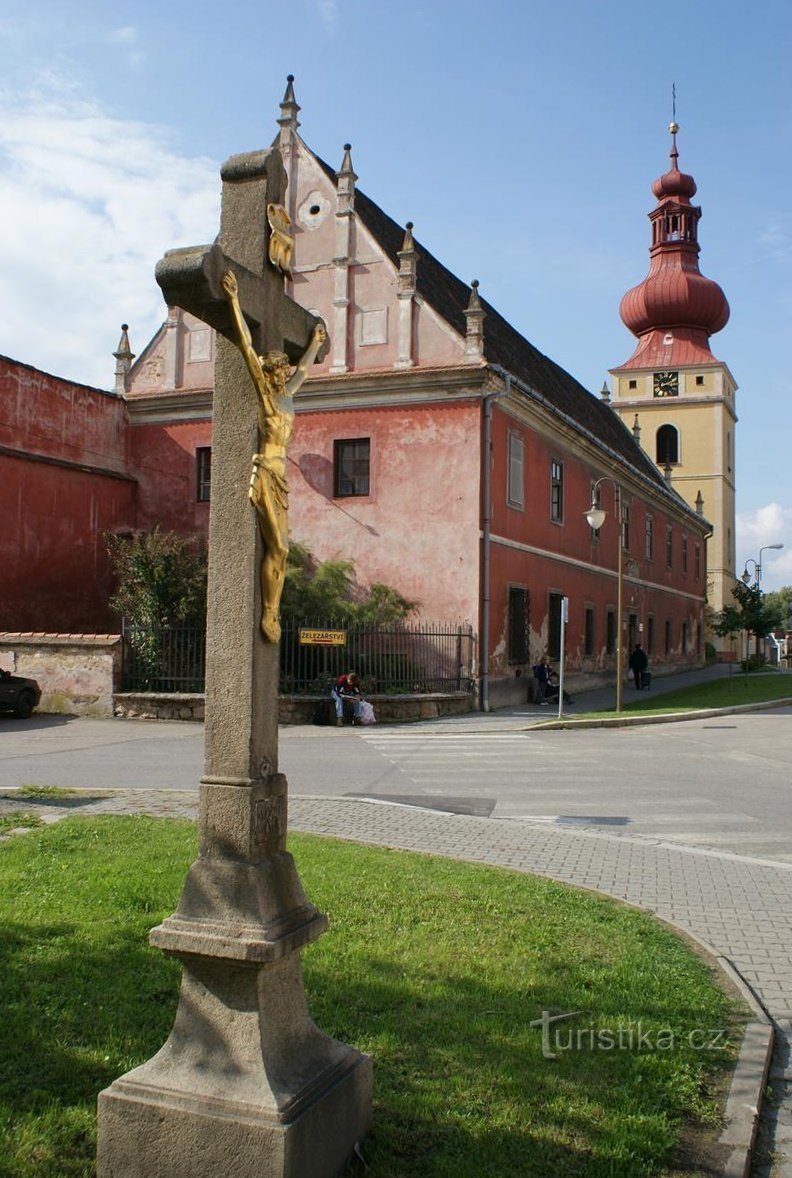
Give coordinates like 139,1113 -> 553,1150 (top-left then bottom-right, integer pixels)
120,618 -> 475,696
120,619 -> 206,693
280,620 -> 476,696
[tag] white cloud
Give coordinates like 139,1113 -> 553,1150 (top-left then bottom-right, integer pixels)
105,26 -> 138,46
103,25 -> 143,68
0,76 -> 219,389
317,0 -> 339,26
736,503 -> 792,591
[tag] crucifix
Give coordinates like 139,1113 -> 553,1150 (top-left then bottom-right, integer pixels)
97,146 -> 371,1178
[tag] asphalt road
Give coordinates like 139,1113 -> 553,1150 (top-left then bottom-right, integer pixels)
2,707 -> 791,863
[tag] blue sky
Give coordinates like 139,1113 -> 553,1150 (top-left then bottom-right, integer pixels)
1,0 -> 790,588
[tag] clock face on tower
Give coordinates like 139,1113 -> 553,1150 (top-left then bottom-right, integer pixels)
653,370 -> 679,398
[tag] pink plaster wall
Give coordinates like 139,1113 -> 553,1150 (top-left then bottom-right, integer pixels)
289,401 -> 481,621
288,144 -> 466,374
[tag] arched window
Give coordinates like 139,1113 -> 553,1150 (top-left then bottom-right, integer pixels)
656,424 -> 679,466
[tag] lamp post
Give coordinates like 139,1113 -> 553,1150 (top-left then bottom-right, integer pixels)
585,478 -> 624,713
741,544 -> 784,588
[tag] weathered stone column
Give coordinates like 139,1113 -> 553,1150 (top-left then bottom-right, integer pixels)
97,146 -> 371,1178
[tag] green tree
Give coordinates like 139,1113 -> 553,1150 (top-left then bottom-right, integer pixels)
105,528 -> 207,690
763,586 -> 792,632
105,528 -> 207,627
281,542 -> 416,625
714,581 -> 778,664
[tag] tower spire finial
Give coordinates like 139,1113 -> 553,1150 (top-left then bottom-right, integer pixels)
277,73 -> 301,143
669,82 -> 679,159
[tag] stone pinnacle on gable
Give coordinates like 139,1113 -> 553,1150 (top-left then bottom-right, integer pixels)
336,143 -> 357,213
113,323 -> 134,395
397,221 -> 418,292
464,279 -> 486,361
277,73 -> 301,134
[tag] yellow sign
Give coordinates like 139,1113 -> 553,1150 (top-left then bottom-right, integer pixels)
299,628 -> 347,647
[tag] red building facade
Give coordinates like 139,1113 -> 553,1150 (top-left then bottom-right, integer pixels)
0,357 -> 136,633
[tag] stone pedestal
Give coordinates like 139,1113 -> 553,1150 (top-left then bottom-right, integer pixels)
97,780 -> 372,1177
98,950 -> 371,1178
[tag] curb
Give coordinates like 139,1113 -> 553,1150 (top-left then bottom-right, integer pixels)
525,695 -> 792,731
288,798 -> 778,1178
650,920 -> 775,1178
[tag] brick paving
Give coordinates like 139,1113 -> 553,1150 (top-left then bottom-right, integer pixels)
2,785 -> 790,1175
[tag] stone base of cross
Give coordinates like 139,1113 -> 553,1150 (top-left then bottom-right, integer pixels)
96,146 -> 371,1177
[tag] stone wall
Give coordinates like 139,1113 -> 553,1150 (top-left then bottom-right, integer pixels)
0,633 -> 121,716
0,635 -> 474,723
112,692 -> 473,724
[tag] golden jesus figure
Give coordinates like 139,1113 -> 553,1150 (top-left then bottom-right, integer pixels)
221,270 -> 326,643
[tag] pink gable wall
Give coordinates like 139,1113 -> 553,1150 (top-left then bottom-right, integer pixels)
287,145 -> 467,374
289,401 -> 481,621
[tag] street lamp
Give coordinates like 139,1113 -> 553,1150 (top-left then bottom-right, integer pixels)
741,544 -> 784,587
585,478 -> 624,713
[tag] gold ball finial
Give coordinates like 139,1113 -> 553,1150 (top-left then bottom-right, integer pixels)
669,121 -> 679,134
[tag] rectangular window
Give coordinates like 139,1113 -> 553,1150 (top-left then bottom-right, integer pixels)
645,515 -> 654,561
548,593 -> 564,660
665,525 -> 673,569
665,618 -> 672,655
681,621 -> 688,654
507,433 -> 524,509
606,608 -> 616,656
622,502 -> 630,551
334,438 -> 370,497
681,535 -> 688,575
507,586 -> 529,664
694,544 -> 701,580
196,447 -> 211,502
647,615 -> 655,657
584,605 -> 595,657
550,459 -> 564,523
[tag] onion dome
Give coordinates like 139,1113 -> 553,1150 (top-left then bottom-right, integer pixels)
617,123 -> 729,367
651,122 -> 697,201
620,262 -> 729,338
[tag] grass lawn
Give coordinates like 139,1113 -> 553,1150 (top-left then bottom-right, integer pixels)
0,817 -> 747,1177
574,670 -> 792,720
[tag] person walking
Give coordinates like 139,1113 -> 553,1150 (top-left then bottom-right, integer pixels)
629,643 -> 649,689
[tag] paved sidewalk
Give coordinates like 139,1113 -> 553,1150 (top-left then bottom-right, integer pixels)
294,796 -> 792,1178
2,758 -> 790,1174
375,662 -> 790,734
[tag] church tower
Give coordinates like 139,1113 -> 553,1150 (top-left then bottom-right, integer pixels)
609,122 -> 737,628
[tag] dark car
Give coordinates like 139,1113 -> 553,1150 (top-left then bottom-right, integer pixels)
0,672 -> 41,718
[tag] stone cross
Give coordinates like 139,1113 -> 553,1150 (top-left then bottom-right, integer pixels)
97,147 -> 371,1178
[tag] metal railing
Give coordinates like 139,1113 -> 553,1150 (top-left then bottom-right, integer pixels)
280,620 -> 476,695
120,618 -> 475,696
120,620 -> 206,693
